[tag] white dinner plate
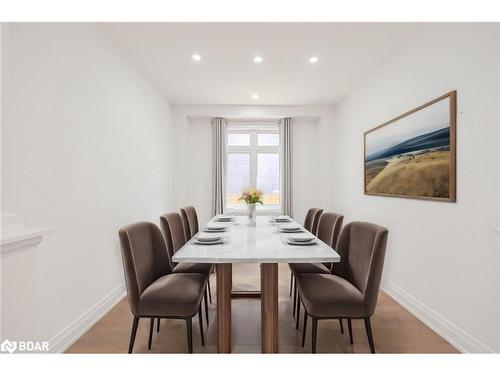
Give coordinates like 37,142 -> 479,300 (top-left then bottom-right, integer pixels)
275,217 -> 291,222
279,224 -> 302,231
196,233 -> 223,242
206,223 -> 230,230
280,229 -> 303,234
289,234 -> 316,242
193,239 -> 225,245
215,215 -> 233,222
287,239 -> 317,246
203,228 -> 227,233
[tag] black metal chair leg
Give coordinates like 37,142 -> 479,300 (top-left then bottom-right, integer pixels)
157,318 -> 160,332
204,287 -> 209,326
347,319 -> 353,344
289,272 -> 293,297
339,319 -> 344,334
293,281 -> 298,318
128,317 -> 139,354
295,298 -> 301,329
311,318 -> 318,353
364,317 -> 375,353
148,318 -> 154,350
186,317 -> 193,353
207,277 -> 213,304
302,312 -> 308,347
198,306 -> 205,346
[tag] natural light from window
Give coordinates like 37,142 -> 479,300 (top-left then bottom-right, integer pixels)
226,124 -> 280,212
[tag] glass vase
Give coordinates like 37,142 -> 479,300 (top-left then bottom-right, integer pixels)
247,203 -> 256,226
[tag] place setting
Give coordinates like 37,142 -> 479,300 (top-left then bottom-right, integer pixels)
213,215 -> 234,223
284,233 -> 317,246
192,232 -> 225,245
269,215 -> 292,224
202,221 -> 231,233
276,223 -> 303,233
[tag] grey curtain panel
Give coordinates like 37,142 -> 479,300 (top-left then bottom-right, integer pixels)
280,117 -> 293,217
212,117 -> 226,216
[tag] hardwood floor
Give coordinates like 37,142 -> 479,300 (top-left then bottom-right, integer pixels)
66,264 -> 458,354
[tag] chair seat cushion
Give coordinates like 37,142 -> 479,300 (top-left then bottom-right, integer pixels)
138,273 -> 206,317
296,274 -> 366,318
173,262 -> 213,274
289,262 -> 330,275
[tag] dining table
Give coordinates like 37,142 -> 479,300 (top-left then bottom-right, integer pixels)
172,215 -> 340,353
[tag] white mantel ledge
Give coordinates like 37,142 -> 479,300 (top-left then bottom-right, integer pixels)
1,228 -> 54,254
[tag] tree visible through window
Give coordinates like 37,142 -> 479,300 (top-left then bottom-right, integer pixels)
226,124 -> 280,212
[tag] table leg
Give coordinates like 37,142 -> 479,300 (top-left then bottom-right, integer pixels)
261,263 -> 278,353
216,263 -> 232,353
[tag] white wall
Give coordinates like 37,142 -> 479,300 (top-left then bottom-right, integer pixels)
1,23 -> 174,351
497,23 -> 500,350
331,23 -> 499,352
0,22 -> 3,342
171,105 -> 336,225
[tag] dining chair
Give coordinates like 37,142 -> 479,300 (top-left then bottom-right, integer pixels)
160,212 -> 214,324
295,221 -> 388,353
119,222 -> 207,353
311,209 -> 323,236
289,208 -> 323,299
289,212 -> 343,324
303,208 -> 322,234
179,207 -> 213,304
180,206 -> 199,241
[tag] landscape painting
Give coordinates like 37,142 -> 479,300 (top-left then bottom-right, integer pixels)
364,91 -> 456,201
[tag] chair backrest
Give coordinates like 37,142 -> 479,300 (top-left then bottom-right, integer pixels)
119,222 -> 172,315
333,221 -> 388,316
316,212 -> 344,248
160,212 -> 187,267
311,209 -> 324,235
304,208 -> 322,233
180,206 -> 199,241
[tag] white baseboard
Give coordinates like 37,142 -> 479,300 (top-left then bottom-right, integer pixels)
382,280 -> 495,353
48,284 -> 126,353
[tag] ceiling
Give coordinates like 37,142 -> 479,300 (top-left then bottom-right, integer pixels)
101,23 -> 420,106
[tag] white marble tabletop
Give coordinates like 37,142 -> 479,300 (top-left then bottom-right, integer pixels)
172,216 -> 340,264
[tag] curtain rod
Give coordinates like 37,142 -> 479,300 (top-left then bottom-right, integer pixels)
186,115 -> 320,122
225,118 -> 282,123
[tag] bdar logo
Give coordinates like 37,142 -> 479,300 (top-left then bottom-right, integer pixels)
1,339 -> 17,354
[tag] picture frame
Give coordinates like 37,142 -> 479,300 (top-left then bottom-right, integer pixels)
364,91 -> 457,202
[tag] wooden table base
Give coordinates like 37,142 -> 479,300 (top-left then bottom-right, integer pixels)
216,263 -> 232,353
216,263 -> 278,353
231,290 -> 261,298
260,263 -> 279,353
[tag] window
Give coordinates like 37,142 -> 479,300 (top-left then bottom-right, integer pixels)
226,124 -> 280,212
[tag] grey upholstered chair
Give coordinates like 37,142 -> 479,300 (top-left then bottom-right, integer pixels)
180,206 -> 199,241
119,222 -> 206,353
289,208 -> 324,298
311,209 -> 323,236
160,213 -> 214,323
303,208 -> 323,234
180,206 -> 213,303
290,212 -> 344,277
290,208 -> 323,294
289,212 -> 344,323
296,221 -> 388,353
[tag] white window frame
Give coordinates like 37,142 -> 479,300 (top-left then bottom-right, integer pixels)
225,124 -> 281,215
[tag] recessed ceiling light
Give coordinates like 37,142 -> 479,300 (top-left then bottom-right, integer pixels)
309,56 -> 318,64
192,54 -> 202,61
252,94 -> 260,99
253,56 -> 263,63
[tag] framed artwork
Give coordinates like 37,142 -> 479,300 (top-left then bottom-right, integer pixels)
364,91 -> 456,202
